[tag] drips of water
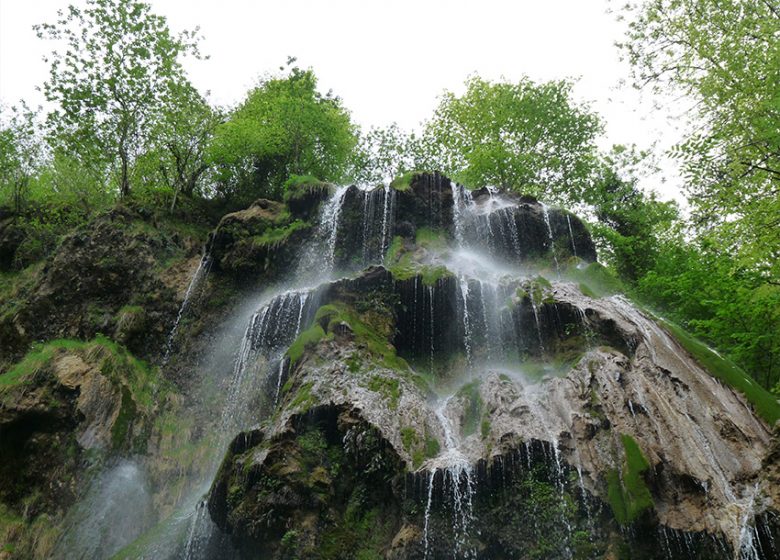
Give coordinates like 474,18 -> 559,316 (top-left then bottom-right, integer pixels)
541,202 -> 560,275
59,460 -> 153,559
422,397 -> 476,560
566,213 -> 578,258
163,254 -> 212,364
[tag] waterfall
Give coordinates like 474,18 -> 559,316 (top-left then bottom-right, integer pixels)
541,202 -> 560,274
459,277 -> 473,368
322,185 -> 350,273
566,213 -> 577,258
422,397 -> 476,559
380,185 -> 396,257
163,253 -> 212,364
450,181 -> 474,247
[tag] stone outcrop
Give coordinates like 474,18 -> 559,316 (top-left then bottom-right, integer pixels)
0,206 -> 203,369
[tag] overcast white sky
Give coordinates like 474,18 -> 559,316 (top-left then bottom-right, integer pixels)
0,0 -> 685,201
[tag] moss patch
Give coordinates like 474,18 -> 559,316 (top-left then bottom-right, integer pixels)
286,324 -> 326,366
658,318 -> 780,425
606,434 -> 653,525
389,171 -> 419,192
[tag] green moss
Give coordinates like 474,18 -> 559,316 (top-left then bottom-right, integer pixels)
534,275 -> 552,289
415,227 -> 446,249
286,324 -> 325,366
252,219 -> 308,247
578,283 -> 597,298
424,436 -> 440,458
385,235 -> 404,262
569,262 -> 624,298
312,303 -> 409,371
366,375 -> 401,409
111,386 -> 137,449
290,381 -> 316,411
389,171 -> 419,191
481,419 -> 491,439
658,318 -> 780,425
606,434 -> 653,525
457,380 -> 483,437
400,427 -> 418,451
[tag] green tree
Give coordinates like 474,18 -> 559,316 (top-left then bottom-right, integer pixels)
618,0 -> 780,275
0,104 -> 45,214
419,75 -> 602,202
587,146 -> 679,282
35,0 -> 203,198
209,62 -> 357,201
151,82 -> 221,211
350,123 -> 423,186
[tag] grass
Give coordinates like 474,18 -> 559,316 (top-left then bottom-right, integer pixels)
606,434 -> 653,525
0,338 -> 86,388
388,171 -> 419,192
659,318 -> 780,425
286,323 -> 326,366
366,375 -> 401,409
568,262 -> 625,298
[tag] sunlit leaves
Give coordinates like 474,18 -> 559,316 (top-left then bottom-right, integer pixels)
35,0 -> 203,197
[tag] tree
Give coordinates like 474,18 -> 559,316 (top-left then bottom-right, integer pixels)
153,83 -> 221,211
35,0 -> 203,198
419,75 -> 602,203
586,145 -> 679,282
350,124 -> 424,186
618,0 -> 780,275
0,104 -> 45,214
208,62 -> 357,201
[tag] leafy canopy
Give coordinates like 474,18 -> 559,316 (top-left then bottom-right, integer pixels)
209,62 -> 358,202
35,0 -> 203,197
619,0 -> 780,275
418,76 -> 603,203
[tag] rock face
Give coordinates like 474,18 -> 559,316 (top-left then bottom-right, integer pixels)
201,173 -> 779,559
3,172 -> 777,560
0,340 -> 159,559
0,206 -> 202,369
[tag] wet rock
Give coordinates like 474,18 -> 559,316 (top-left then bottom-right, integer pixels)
0,206 -> 196,368
208,198 -> 313,277
0,340 -> 158,555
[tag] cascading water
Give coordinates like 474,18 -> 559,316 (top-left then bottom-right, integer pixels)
83,175 -> 775,560
423,397 -> 477,560
565,213 -> 577,258
541,202 -> 560,274
163,253 -> 212,364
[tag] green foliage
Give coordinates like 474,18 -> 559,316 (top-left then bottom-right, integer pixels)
659,318 -> 780,425
366,376 -> 401,410
209,62 -> 357,202
35,0 -> 203,197
586,146 -> 679,283
606,435 -> 653,525
418,75 -> 602,203
286,324 -> 325,366
634,237 -> 780,391
0,104 -> 45,213
568,262 -> 625,298
144,81 -> 221,210
350,125 -> 422,186
619,0 -> 780,277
